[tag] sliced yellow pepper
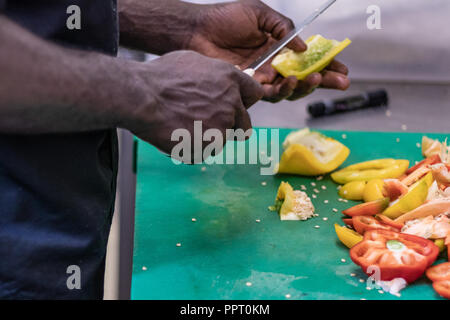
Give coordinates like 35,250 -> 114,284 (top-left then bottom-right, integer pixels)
272,35 -> 352,80
331,159 -> 409,184
334,224 -> 363,249
339,181 -> 367,201
276,128 -> 350,176
382,175 -> 430,219
435,239 -> 446,253
363,179 -> 385,202
421,171 -> 434,188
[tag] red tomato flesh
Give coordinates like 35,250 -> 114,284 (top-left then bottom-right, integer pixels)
405,154 -> 441,175
433,280 -> 450,299
376,214 -> 404,230
350,230 -> 440,283
427,262 -> 450,282
342,218 -> 353,227
352,216 -> 401,235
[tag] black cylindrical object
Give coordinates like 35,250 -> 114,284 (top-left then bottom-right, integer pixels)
308,89 -> 389,118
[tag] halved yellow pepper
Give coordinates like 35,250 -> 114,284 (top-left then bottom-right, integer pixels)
334,224 -> 363,249
363,179 -> 385,202
382,175 -> 430,219
276,128 -> 350,176
331,159 -> 409,184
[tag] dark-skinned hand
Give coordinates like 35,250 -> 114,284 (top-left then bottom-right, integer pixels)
121,51 -> 264,163
188,0 -> 350,102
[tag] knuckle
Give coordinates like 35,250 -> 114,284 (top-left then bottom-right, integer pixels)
284,18 -> 295,30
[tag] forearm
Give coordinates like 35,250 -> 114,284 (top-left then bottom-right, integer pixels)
0,15 -> 144,134
118,0 -> 204,55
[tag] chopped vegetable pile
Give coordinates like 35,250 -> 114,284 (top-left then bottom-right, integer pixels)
273,132 -> 450,299
334,136 -> 450,299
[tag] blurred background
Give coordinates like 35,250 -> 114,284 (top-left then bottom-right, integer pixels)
105,0 -> 450,299
185,0 -> 450,130
189,0 -> 450,82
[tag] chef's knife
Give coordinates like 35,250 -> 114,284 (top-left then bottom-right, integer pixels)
243,0 -> 337,77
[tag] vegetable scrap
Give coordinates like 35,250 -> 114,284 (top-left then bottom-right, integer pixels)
270,181 -> 315,221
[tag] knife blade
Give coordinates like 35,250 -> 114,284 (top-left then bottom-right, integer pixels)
243,0 -> 337,77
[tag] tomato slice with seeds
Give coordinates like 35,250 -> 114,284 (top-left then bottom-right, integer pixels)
426,262 -> 450,282
350,230 -> 440,283
433,280 -> 450,299
376,214 -> 404,230
352,216 -> 401,235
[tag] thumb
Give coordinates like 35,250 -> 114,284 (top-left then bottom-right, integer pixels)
233,69 -> 264,108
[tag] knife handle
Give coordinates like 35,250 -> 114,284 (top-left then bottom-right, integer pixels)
243,68 -> 255,78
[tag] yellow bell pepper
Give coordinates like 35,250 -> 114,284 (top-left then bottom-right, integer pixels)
272,35 -> 352,80
435,239 -> 446,253
339,181 -> 367,201
421,171 -> 434,188
363,179 -> 385,202
382,175 -> 430,219
276,128 -> 350,176
334,224 -> 363,249
331,159 -> 409,184
275,181 -> 296,217
271,181 -> 315,220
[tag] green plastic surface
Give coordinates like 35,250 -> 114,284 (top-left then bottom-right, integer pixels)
131,129 -> 449,300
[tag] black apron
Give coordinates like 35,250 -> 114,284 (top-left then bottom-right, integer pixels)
0,0 -> 119,299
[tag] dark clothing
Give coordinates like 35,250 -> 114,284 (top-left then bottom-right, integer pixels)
2,0 -> 118,55
0,1 -> 119,299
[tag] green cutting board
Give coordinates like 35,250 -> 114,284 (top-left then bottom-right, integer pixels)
131,129 -> 449,300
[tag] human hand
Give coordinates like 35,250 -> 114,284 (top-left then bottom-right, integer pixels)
188,0 -> 350,102
118,51 -> 263,163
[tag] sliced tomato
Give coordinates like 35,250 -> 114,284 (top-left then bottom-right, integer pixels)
405,154 -> 441,175
402,154 -> 441,187
383,179 -> 409,201
342,197 -> 390,217
401,166 -> 431,187
342,218 -> 353,227
433,280 -> 450,299
426,262 -> 450,282
376,214 -> 404,230
350,230 -> 440,283
352,216 -> 401,235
